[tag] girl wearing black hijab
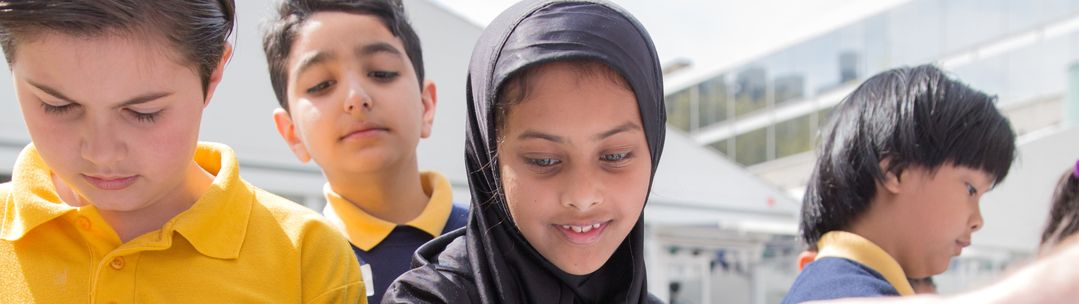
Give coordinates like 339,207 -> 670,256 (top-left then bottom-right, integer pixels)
383,0 -> 664,303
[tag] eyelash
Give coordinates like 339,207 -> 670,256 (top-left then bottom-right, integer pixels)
369,71 -> 399,82
523,152 -> 633,169
127,109 -> 159,123
41,102 -> 159,123
307,80 -> 336,94
41,102 -> 76,115
966,183 -> 978,197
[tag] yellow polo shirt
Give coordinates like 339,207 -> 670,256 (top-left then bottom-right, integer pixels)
322,171 -> 454,251
815,231 -> 916,296
0,143 -> 365,303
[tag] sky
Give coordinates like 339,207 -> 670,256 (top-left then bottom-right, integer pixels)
427,0 -> 910,77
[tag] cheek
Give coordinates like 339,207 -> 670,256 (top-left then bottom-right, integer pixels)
138,110 -> 202,171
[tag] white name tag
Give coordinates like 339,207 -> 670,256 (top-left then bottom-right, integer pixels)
361,264 -> 375,297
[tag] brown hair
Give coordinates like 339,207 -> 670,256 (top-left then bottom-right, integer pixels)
1040,167 -> 1079,250
0,0 -> 235,96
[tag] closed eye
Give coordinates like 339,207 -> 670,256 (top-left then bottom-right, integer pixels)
41,102 -> 77,115
306,80 -> 336,94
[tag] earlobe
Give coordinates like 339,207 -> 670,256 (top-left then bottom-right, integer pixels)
202,42 -> 235,108
419,80 -> 438,138
272,108 -> 311,163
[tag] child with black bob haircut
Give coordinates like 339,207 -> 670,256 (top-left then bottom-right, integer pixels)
784,65 -> 1016,303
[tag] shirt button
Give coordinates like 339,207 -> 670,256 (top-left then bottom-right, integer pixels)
76,216 -> 91,230
109,256 -> 125,270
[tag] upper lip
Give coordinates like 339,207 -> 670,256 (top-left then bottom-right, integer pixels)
555,219 -> 612,227
339,122 -> 388,140
82,174 -> 135,180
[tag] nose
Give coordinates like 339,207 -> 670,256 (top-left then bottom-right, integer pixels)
80,118 -> 126,166
561,166 -> 603,212
342,76 -> 373,115
970,201 -> 984,232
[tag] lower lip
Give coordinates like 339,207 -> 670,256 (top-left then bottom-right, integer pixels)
340,129 -> 387,141
955,241 -> 970,255
555,222 -> 610,245
83,175 -> 138,190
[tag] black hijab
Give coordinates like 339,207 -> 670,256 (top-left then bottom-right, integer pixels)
383,0 -> 665,303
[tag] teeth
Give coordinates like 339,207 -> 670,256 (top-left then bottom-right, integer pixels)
562,223 -> 603,233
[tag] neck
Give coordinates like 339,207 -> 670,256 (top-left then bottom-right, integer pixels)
60,161 -> 214,243
846,195 -> 905,269
326,156 -> 430,224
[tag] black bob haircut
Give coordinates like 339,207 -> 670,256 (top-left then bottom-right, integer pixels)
800,64 -> 1017,247
262,0 -> 424,111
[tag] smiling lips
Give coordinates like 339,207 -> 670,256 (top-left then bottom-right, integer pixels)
555,221 -> 611,245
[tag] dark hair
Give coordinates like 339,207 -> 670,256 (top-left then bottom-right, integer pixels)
262,0 -> 424,111
495,59 -> 631,133
0,0 -> 235,96
1040,166 -> 1079,250
800,64 -> 1017,247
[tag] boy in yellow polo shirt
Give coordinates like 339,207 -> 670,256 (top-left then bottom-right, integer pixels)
0,1 -> 363,302
262,1 -> 467,302
782,65 -> 1016,303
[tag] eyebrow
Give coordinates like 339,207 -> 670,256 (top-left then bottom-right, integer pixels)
28,80 -> 172,107
355,42 -> 402,58
292,42 -> 404,78
517,122 -> 643,143
293,51 -> 336,78
593,122 -> 642,140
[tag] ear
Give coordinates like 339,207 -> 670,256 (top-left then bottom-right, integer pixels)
202,42 -> 234,108
879,157 -> 902,194
272,108 -> 312,163
419,79 -> 438,139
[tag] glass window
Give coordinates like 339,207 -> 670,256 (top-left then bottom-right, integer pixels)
735,127 -> 769,166
667,89 -> 693,131
734,67 -> 768,116
887,0 -> 945,65
775,114 -> 813,159
699,76 -> 730,126
774,74 -> 805,105
709,139 -> 731,157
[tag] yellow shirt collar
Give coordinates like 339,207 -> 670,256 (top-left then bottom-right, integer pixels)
815,231 -> 915,296
0,143 -> 253,260
1,144 -> 76,241
322,171 -> 455,251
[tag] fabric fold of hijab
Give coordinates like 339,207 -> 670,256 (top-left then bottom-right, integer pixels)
462,0 -> 666,303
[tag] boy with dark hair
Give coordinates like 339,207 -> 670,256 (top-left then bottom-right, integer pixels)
783,64 -> 1016,303
262,1 -> 466,303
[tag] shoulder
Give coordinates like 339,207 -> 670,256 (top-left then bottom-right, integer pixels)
246,183 -> 344,247
384,230 -> 477,303
782,257 -> 899,303
443,204 -> 469,233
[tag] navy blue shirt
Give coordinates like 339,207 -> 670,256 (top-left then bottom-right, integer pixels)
782,257 -> 900,304
354,204 -> 468,304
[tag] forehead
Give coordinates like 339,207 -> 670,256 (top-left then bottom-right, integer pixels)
503,63 -> 639,136
13,33 -> 195,101
287,11 -> 406,66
